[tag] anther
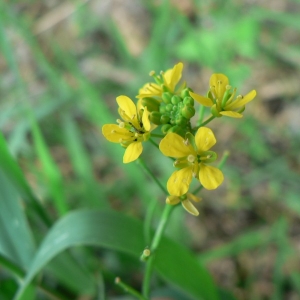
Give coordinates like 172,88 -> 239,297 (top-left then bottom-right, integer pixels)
118,122 -> 125,128
149,70 -> 155,76
184,139 -> 189,146
237,95 -> 242,99
226,85 -> 231,90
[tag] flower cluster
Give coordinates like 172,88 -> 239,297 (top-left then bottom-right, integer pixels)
102,63 -> 256,216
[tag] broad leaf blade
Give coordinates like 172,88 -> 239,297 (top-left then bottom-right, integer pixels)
14,210 -> 218,300
0,170 -> 35,269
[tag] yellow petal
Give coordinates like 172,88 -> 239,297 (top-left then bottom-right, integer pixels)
181,199 -> 199,216
123,142 -> 143,163
199,164 -> 224,190
159,133 -> 195,158
102,124 -> 132,143
189,91 -> 213,107
220,111 -> 243,118
142,106 -> 151,131
166,195 -> 180,205
226,90 -> 256,110
167,167 -> 193,196
137,83 -> 162,98
187,193 -> 202,203
209,74 -> 229,100
116,95 -> 137,120
165,62 -> 183,91
195,127 -> 216,153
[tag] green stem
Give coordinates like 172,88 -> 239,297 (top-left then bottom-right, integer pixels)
193,115 -> 216,134
199,115 -> 215,127
150,133 -> 165,138
197,105 -> 206,126
115,277 -> 147,300
148,138 -> 160,150
142,204 -> 174,298
137,158 -> 167,195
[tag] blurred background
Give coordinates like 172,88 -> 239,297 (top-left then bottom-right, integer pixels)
1,0 -> 300,299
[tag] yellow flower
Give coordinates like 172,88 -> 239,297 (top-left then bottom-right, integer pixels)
102,95 -> 154,163
167,193 -> 202,216
159,127 -> 223,196
137,62 -> 184,99
190,73 -> 256,118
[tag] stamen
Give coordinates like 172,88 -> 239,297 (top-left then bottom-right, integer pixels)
237,95 -> 242,100
226,85 -> 231,90
118,122 -> 125,128
149,70 -> 155,76
184,139 -> 189,146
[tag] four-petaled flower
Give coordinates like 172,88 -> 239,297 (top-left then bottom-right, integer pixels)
159,127 -> 224,196
167,193 -> 202,216
137,62 -> 184,99
102,95 -> 154,163
190,73 -> 256,118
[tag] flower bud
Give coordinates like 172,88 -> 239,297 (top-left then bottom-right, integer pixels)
183,96 -> 194,106
150,111 -> 162,125
181,88 -> 192,98
161,124 -> 172,134
165,104 -> 173,112
162,92 -> 172,104
140,97 -> 160,112
181,106 -> 195,119
171,95 -> 182,105
175,116 -> 186,126
160,115 -> 170,124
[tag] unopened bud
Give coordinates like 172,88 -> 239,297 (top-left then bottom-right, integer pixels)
160,115 -> 170,124
149,111 -> 162,125
161,124 -> 172,134
171,95 -> 182,105
162,92 -> 172,104
181,106 -> 195,119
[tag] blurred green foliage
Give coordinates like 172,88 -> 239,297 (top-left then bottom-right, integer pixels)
1,0 -> 300,299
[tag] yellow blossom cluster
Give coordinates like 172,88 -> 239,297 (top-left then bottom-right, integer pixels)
102,63 -> 256,216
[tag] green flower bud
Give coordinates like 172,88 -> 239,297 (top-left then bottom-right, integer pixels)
181,106 -> 195,119
183,96 -> 194,106
171,95 -> 182,105
175,116 -> 186,126
140,97 -> 160,112
181,88 -> 192,98
161,124 -> 172,134
160,115 -> 170,124
150,111 -> 162,125
159,105 -> 166,114
168,125 -> 185,137
166,104 -> 173,112
162,92 -> 172,104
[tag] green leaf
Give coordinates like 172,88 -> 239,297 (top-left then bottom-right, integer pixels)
14,210 -> 218,300
0,170 -> 35,269
0,132 -> 52,227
